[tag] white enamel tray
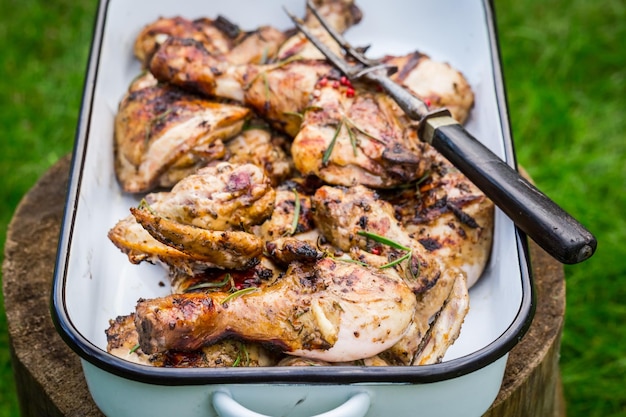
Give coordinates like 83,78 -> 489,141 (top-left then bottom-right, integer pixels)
51,1 -> 534,416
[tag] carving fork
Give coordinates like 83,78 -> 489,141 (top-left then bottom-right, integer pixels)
285,1 -> 596,264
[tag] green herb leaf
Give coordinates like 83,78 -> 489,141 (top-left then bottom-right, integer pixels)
185,274 -> 232,292
379,250 -> 412,269
289,189 -> 301,235
333,256 -> 369,267
262,72 -> 271,103
222,287 -> 258,304
137,198 -> 157,215
346,122 -> 358,156
356,230 -> 411,251
322,119 -> 343,166
344,117 -> 384,144
129,343 -> 140,354
283,111 -> 303,120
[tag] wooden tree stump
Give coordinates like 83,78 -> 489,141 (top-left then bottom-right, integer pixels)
2,155 -> 566,417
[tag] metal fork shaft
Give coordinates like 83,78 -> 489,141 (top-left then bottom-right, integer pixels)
362,70 -> 430,119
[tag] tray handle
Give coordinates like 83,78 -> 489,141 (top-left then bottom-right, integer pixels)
212,389 -> 371,417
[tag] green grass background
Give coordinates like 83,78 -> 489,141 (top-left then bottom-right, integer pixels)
0,0 -> 624,416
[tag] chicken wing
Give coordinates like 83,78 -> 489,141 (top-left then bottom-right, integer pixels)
109,162 -> 275,271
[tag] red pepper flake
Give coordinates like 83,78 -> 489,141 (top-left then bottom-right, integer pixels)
345,87 -> 355,98
332,80 -> 340,88
340,76 -> 352,87
318,77 -> 328,87
424,98 -> 432,107
371,246 -> 382,255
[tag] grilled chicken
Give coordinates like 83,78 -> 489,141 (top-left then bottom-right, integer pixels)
114,75 -> 250,193
149,39 -> 473,140
292,83 -> 429,188
225,123 -> 294,186
309,183 -> 473,362
385,52 -> 474,125
149,39 -> 474,190
134,257 -> 418,362
413,270 -> 470,365
106,313 -> 280,367
150,37 -> 331,137
382,149 -> 494,288
134,15 -> 287,67
134,0 -> 359,67
131,206 -> 264,270
311,184 -> 442,295
109,162 -> 275,271
253,188 -> 315,240
106,1 -> 490,368
141,162 -> 275,231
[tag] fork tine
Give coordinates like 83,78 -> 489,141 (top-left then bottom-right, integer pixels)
285,4 -> 430,120
283,6 -> 359,77
303,0 -> 377,67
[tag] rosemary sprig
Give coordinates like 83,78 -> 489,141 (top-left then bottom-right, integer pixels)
144,108 -> 174,144
379,251 -> 413,269
243,55 -> 302,90
282,111 -> 303,120
137,198 -> 157,215
414,170 -> 432,198
259,46 -> 270,65
356,231 -> 411,251
343,116 -> 385,145
357,230 -> 418,278
233,344 -> 250,367
324,251 -> 369,268
415,170 -> 431,186
184,274 -> 231,293
232,353 -> 241,367
262,72 -> 270,103
346,120 -> 358,156
322,119 -> 343,166
289,189 -> 301,235
221,287 -> 258,304
129,343 -> 140,354
333,256 -> 369,267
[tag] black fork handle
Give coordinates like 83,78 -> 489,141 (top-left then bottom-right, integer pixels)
423,116 -> 596,264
